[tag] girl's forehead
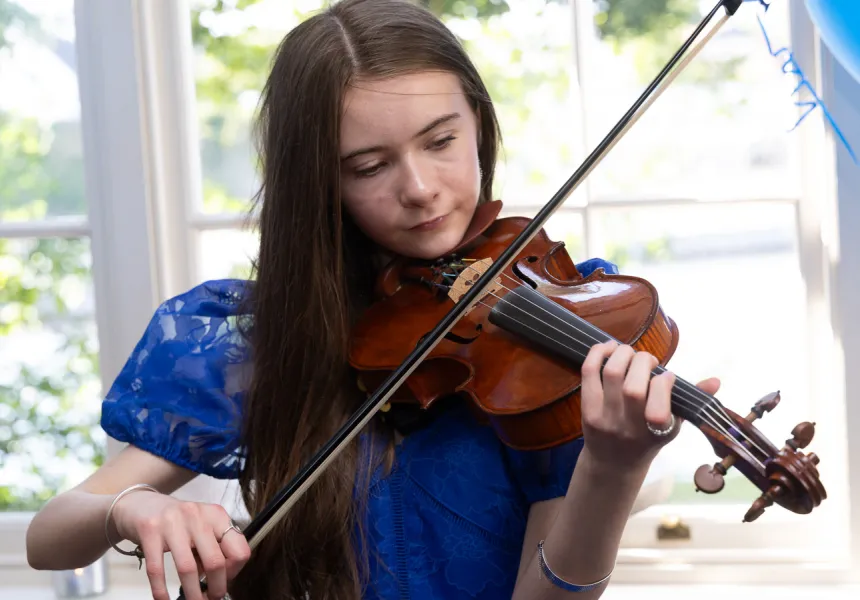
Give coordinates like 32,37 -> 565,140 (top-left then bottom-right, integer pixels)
341,71 -> 471,142
348,70 -> 462,96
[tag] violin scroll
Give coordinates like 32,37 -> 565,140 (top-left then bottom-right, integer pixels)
743,438 -> 823,522
692,390 -> 826,522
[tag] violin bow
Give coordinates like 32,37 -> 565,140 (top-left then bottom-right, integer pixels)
177,0 -> 745,596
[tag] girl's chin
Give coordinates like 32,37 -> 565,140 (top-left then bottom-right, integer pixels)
399,236 -> 463,261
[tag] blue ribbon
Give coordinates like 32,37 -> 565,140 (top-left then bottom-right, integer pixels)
754,5 -> 858,163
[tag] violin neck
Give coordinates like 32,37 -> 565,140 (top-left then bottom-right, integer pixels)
487,285 -> 711,426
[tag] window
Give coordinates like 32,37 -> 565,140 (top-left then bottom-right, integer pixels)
574,0 -> 814,537
0,0 -> 103,513
3,0 -> 858,587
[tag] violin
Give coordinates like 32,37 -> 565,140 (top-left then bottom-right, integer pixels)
349,200 -> 826,523
176,1 -> 825,596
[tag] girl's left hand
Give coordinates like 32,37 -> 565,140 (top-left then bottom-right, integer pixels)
579,341 -> 721,469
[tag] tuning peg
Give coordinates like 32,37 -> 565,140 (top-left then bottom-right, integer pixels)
694,458 -> 730,494
744,482 -> 783,522
750,390 -> 780,417
786,421 -> 816,450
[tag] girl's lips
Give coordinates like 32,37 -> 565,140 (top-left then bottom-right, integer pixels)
410,214 -> 447,231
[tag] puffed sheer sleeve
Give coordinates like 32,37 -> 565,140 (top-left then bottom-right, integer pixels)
574,257 -> 619,278
502,256 -> 618,503
100,279 -> 253,480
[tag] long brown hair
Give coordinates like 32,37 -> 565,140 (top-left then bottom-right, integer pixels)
232,0 -> 501,598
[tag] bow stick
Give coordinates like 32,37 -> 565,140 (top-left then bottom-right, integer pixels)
176,0 -> 744,596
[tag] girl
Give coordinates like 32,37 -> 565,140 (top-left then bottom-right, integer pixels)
26,0 -> 720,598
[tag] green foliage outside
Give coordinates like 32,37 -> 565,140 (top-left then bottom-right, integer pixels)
0,0 -> 103,510
1,0 -> 741,510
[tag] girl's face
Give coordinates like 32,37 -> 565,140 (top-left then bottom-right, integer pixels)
339,71 -> 482,261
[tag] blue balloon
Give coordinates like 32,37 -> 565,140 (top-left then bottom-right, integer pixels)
805,0 -> 860,84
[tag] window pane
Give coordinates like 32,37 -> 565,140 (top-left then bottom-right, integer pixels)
198,228 -> 258,282
441,1 -> 582,208
0,236 -> 103,511
588,201 -> 811,503
500,207 -> 585,261
0,0 -> 87,221
582,2 -> 802,202
190,0 -> 302,215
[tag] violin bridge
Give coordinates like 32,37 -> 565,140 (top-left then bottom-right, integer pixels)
447,257 -> 504,311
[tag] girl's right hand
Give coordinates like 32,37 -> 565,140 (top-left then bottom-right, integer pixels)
109,490 -> 251,600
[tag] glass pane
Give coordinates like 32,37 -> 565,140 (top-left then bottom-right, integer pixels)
442,1 -> 582,208
0,236 -> 104,511
198,228 -> 259,282
582,1 -> 803,202
189,0 -> 583,214
190,0 -> 302,215
500,207 -> 585,261
0,0 -> 87,221
588,201 -> 811,503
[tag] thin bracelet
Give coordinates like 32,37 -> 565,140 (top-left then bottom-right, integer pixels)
104,483 -> 159,560
537,540 -> 613,593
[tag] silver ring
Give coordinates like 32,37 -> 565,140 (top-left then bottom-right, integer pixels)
219,521 -> 242,542
646,414 -> 676,437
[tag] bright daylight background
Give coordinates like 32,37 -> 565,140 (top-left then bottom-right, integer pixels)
8,0 -> 860,596
0,0 -> 810,512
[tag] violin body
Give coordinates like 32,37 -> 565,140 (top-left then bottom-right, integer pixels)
349,209 -> 679,450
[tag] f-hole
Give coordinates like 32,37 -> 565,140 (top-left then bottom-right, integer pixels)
416,324 -> 482,347
511,255 -> 540,289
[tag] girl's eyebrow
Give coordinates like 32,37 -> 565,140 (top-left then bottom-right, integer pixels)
340,112 -> 461,161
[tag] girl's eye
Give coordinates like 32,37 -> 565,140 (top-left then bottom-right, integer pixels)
430,135 -> 456,150
355,163 -> 385,178
352,136 -> 456,178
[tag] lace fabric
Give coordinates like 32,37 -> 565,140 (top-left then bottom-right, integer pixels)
100,259 -> 618,599
101,279 -> 252,479
362,403 -> 586,598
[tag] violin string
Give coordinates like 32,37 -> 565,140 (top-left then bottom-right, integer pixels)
453,262 -> 725,416
481,267 -> 731,417
464,298 -> 744,467
439,266 -> 757,460
452,263 -> 769,464
455,261 -> 740,426
471,294 -> 767,470
460,263 -> 768,458
472,296 -> 748,455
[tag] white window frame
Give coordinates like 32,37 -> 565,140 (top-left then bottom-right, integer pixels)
566,0 -> 859,582
0,0 -> 219,587
2,0 -> 858,588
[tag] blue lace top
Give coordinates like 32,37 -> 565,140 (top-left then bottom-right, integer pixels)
101,258 -> 618,599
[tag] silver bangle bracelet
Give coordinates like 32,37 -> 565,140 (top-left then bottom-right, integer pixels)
538,540 -> 613,593
104,483 -> 159,565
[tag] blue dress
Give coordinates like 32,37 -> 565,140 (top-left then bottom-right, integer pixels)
100,258 -> 618,599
